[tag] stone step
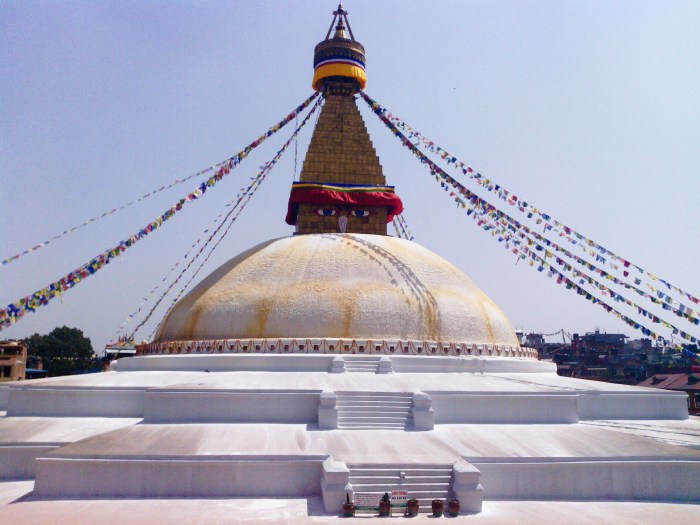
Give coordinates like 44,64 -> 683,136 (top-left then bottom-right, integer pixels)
351,482 -> 451,499
337,406 -> 412,414
348,463 -> 453,468
349,475 -> 452,484
338,415 -> 412,423
338,420 -> 414,427
337,404 -> 411,410
347,465 -> 453,475
336,391 -> 411,397
349,489 -> 451,501
338,423 -> 411,429
336,395 -> 412,402
336,399 -> 412,406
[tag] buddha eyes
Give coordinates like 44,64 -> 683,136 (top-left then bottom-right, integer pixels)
315,209 -> 370,217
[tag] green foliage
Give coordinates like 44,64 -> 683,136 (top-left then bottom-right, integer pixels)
25,326 -> 97,377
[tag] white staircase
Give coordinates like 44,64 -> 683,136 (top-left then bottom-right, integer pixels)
336,391 -> 413,429
343,357 -> 381,373
347,463 -> 453,512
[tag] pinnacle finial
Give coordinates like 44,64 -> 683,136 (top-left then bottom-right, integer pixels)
325,2 -> 356,41
313,3 -> 366,91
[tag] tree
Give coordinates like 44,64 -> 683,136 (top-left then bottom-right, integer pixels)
25,326 -> 97,377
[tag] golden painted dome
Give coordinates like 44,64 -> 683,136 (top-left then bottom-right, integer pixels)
153,234 -> 520,348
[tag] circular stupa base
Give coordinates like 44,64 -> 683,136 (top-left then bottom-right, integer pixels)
137,337 -> 537,359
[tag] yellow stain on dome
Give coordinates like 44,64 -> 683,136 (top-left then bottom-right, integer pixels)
154,235 -> 520,348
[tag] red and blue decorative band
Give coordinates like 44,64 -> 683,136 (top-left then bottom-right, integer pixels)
286,182 -> 403,225
314,56 -> 365,70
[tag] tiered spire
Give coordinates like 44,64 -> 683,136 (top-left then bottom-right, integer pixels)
286,4 -> 403,235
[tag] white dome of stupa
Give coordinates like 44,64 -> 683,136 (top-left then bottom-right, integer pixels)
153,233 -> 519,348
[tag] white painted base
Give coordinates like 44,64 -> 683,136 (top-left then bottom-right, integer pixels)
0,385 -> 9,410
578,392 -> 689,420
8,387 -> 144,418
472,459 -> 700,501
0,446 -> 57,480
143,390 -> 319,423
33,456 -> 326,498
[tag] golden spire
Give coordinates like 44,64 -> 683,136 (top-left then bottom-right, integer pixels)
285,4 -> 403,236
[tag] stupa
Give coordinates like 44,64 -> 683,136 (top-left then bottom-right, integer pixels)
1,5 -> 699,522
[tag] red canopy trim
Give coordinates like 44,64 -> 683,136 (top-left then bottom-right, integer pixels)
285,182 -> 404,225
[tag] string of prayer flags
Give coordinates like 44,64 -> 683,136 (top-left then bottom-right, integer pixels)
128,97 -> 322,340
1,92 -> 320,268
465,195 -> 692,345
391,214 -> 414,241
359,91 -> 700,311
491,212 -> 699,344
0,93 -> 320,331
361,91 -> 698,348
396,214 -> 414,241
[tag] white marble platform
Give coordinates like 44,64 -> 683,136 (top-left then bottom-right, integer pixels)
1,354 -> 699,513
1,481 -> 699,524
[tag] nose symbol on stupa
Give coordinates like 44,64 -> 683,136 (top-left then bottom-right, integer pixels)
338,215 -> 348,233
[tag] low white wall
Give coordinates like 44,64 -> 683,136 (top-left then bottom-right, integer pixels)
143,390 -> 320,423
8,387 -> 144,417
0,385 -> 9,410
0,445 -> 57,480
391,356 -> 555,374
34,456 -> 326,498
578,392 -> 689,420
471,459 -> 700,501
432,393 -> 579,424
113,353 -> 555,374
113,354 -> 335,372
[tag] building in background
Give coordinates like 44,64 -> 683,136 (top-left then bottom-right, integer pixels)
0,341 -> 26,382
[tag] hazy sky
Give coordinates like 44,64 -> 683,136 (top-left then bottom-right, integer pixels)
2,1 -> 699,354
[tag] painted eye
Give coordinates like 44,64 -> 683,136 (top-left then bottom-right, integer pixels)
317,209 -> 336,216
351,210 -> 370,217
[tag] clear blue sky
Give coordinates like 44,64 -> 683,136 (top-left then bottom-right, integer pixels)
2,1 -> 699,353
